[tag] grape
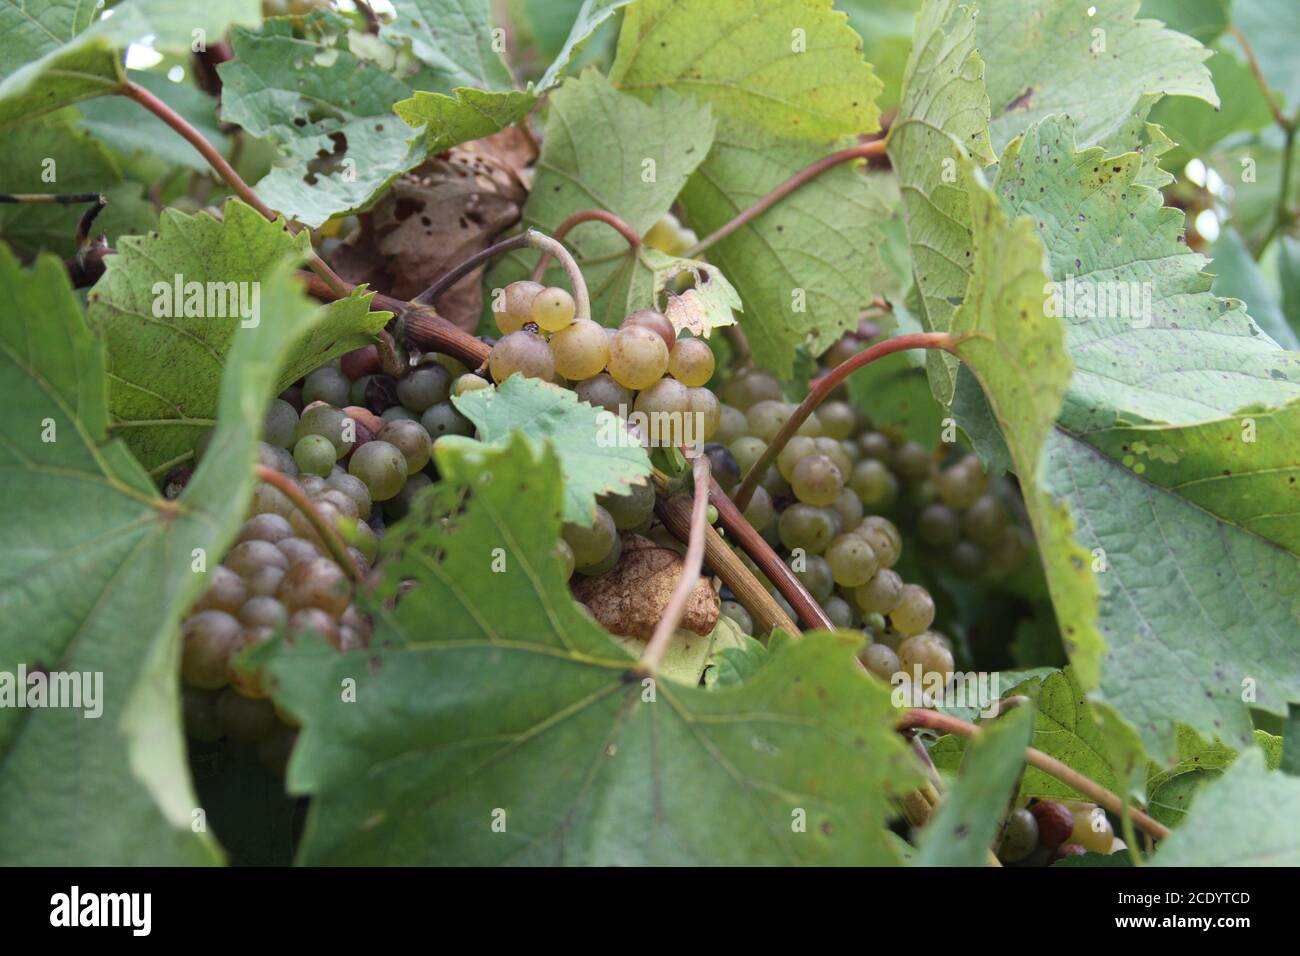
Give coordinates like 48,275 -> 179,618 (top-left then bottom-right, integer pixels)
277,537 -> 322,567
293,434 -> 337,477
720,370 -> 783,410
998,808 -> 1039,863
633,377 -> 690,416
861,642 -> 900,680
213,688 -> 276,744
277,557 -> 351,616
599,481 -> 655,531
257,441 -> 296,478
703,443 -> 741,493
296,474 -> 327,496
235,513 -> 293,547
263,398 -> 299,448
395,365 -> 451,412
380,418 -> 432,473
497,279 -> 544,335
813,436 -> 853,478
181,610 -> 243,689
224,539 -> 289,578
490,330 -> 555,383
227,626 -> 275,698
1068,804 -> 1115,854
621,308 -> 675,352
256,725 -> 298,776
340,344 -> 381,380
238,595 -> 288,629
453,373 -> 491,397
420,401 -> 474,439
890,584 -> 935,636
346,519 -> 380,564
288,501 -> 344,548
897,632 -> 954,683
892,441 -> 932,481
790,454 -> 844,507
1030,801 -> 1075,849
686,387 -> 721,441
714,404 -> 748,446
285,608 -> 339,648
574,373 -> 633,415
608,325 -> 669,390
917,503 -> 962,548
825,534 -> 879,587
742,484 -> 774,531
244,564 -> 286,598
987,525 -> 1031,576
817,400 -> 856,440
530,286 -> 576,332
182,687 -> 224,742
325,472 -> 372,519
853,568 -> 903,615
745,400 -> 792,443
776,435 -> 817,481
795,413 -> 824,438
778,503 -> 836,554
790,553 -> 834,602
718,600 -> 754,635
302,366 -> 350,407
858,431 -> 892,461
962,494 -> 1008,546
384,471 -> 433,521
563,506 -> 618,570
554,538 -> 575,580
194,565 -> 248,615
550,319 -> 610,381
577,533 -> 621,576
830,487 -> 863,532
855,516 -> 902,568
824,595 -> 855,629
349,440 -> 408,501
380,405 -> 418,425
667,337 -> 715,387
295,403 -> 352,457
934,457 -> 987,509
947,541 -> 986,580
729,436 -> 767,474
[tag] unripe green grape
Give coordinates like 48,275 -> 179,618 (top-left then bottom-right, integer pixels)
293,434 -> 337,477
574,373 -> 634,414
846,459 -> 892,508
530,286 -> 576,332
302,365 -> 351,407
599,480 -> 655,530
729,436 -> 767,475
550,318 -> 610,380
813,436 -> 852,478
988,525 -> 1031,575
621,308 -> 675,352
1067,803 -> 1115,854
608,325 -> 669,390
825,533 -> 879,587
858,431 -> 892,461
420,401 -> 474,438
714,404 -> 748,446
830,487 -> 863,533
790,553 -> 834,602
296,403 -> 352,457
998,808 -> 1040,863
890,584 -> 935,636
777,435 -> 817,481
856,516 -> 902,568
346,516 -> 380,564
563,506 -> 619,570
349,440 -> 408,501
778,503 -> 836,555
686,387 -> 720,441
381,405 -> 418,424
824,595 -> 855,629
854,568 -> 903,615
746,400 -> 792,442
817,400 -> 856,440
490,330 -> 554,383
453,373 -> 491,397
898,632 -> 955,684
934,456 -> 988,509
577,533 -> 622,576
667,337 -> 715,387
395,364 -> 451,412
962,494 -> 1008,546
633,376 -> 690,416
181,610 -> 242,689
760,464 -> 791,498
721,370 -> 783,410
263,398 -> 300,448
554,538 -> 575,580
892,441 -> 933,481
380,418 -> 432,474
861,642 -> 900,680
790,454 -> 844,507
795,412 -> 824,437
497,279 -> 543,335
325,472 -> 372,519
917,502 -> 962,547
719,600 -> 754,635
948,540 -> 986,579
742,484 -> 774,531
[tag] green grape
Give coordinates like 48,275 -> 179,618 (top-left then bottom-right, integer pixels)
453,373 -> 491,397
263,398 -> 299,448
620,308 -> 676,351
302,365 -> 350,407
742,484 -> 774,531
719,600 -> 754,635
824,595 -> 855,629
962,494 -> 1008,546
855,516 -> 902,568
194,565 -> 247,615
379,419 -> 432,473
667,337 -> 715,387
239,595 -> 288,630
898,632 -> 955,684
729,436 -> 767,474
277,557 -> 351,616
235,513 -> 293,546
563,506 -> 619,570
760,464 -> 790,498
861,642 -> 900,680
778,503 -> 836,555
714,404 -> 748,446
574,373 -> 634,414
777,435 -> 817,481
745,400 -> 793,443
383,472 -> 433,521
854,568 -> 903,615
858,431 -> 892,461
687,387 -> 721,442
347,520 -> 379,564
420,401 -> 474,439
599,480 -> 655,530
313,488 -> 360,520
554,538 -> 575,580
608,325 -> 669,390
704,443 -> 741,493
890,584 -> 935,636
892,441 -> 933,481
917,503 -> 962,548
813,436 -> 853,479
277,537 -> 321,567
998,808 -> 1040,863
224,539 -> 289,578
296,474 -> 327,496
251,481 -> 294,519
490,330 -> 555,383
349,374 -> 374,407
395,365 -> 451,412
576,533 -> 622,576
847,459 -> 895,508
817,400 -> 856,440
790,554 -> 834,602
825,534 -> 879,587
296,403 -> 352,456
380,405 -> 418,424
948,540 -> 986,579
531,286 -> 576,332
325,472 -> 372,519
633,377 -> 690,416
181,610 -> 242,689
497,279 -> 543,335
830,487 -> 863,532
790,454 -> 844,507
550,319 -> 610,381
293,434 -> 337,477
795,412 -> 824,437
934,455 -> 988,509
988,525 -> 1031,576
349,440 -> 408,501
721,370 -> 783,410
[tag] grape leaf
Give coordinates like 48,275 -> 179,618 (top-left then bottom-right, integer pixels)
266,436 -> 920,865
0,0 -> 260,126
450,374 -> 651,526
86,199 -> 385,474
1145,726 -> 1281,826
1138,0 -> 1228,44
610,0 -> 891,375
217,20 -> 425,229
915,707 -> 1033,866
1149,47 -> 1274,164
1153,749 -> 1300,865
1227,0 -> 1300,115
1209,227 -> 1299,350
0,247 -> 332,864
976,0 -> 1217,154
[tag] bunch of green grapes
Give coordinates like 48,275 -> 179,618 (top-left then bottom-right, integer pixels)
997,798 -> 1127,866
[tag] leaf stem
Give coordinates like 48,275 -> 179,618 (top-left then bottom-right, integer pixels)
530,209 -> 641,282
685,139 -> 887,257
1230,25 -> 1294,132
732,331 -> 958,511
899,708 -> 1171,843
255,465 -> 365,583
411,233 -> 532,306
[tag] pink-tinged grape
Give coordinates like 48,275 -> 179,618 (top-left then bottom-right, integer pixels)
550,319 -> 610,380
380,418 -> 432,474
621,308 -> 675,352
530,286 -> 576,332
667,337 -> 715,387
489,330 -> 555,383
181,610 -> 243,689
1031,801 -> 1075,849
277,557 -> 351,617
497,280 -> 543,335
608,325 -> 669,390
574,373 -> 634,414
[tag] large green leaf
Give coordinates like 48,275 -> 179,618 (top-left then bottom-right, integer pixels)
1149,46 -> 1274,164
450,374 -> 651,526
1227,0 -> 1300,117
267,437 -> 920,865
86,199 -> 385,475
0,247 -> 333,864
0,0 -> 260,126
1209,228 -> 1299,350
1145,726 -> 1281,826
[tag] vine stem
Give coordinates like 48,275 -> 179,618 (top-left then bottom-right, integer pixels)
254,465 -> 364,584
732,331 -> 959,512
637,453 -> 712,674
119,79 -> 350,299
1229,25 -> 1294,132
899,709 -> 1171,843
530,209 -> 640,282
685,139 -> 887,257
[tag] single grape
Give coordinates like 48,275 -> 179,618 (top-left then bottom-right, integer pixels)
890,583 -> 935,636
608,325 -> 669,390
998,808 -> 1040,863
263,398 -> 300,448
790,454 -> 844,507
244,564 -> 286,598
813,436 -> 853,479
1067,804 -> 1116,854
934,457 -> 986,509
453,373 -> 491,397
817,400 -> 856,440
719,600 -> 754,635
962,494 -> 1008,546
917,502 -> 962,548
325,472 -> 372,519
554,538 -> 575,580
714,404 -> 748,446
293,433 -> 337,477
796,413 -> 824,438
892,441 -> 933,481
224,539 -> 289,578
277,537 -> 322,567
667,337 -> 715,387
599,481 -> 655,531
490,330 -> 555,383
550,319 -> 610,381
858,431 -> 892,461
575,373 -> 634,415
621,308 -> 676,352
855,516 -> 902,568
227,626 -> 276,698
825,534 -> 879,587
349,440 -> 408,501
302,366 -> 351,407
778,503 -> 836,555
777,435 -> 817,482
380,418 -> 432,473
830,487 -> 863,533
745,400 -> 793,443
277,557 -> 351,616
742,484 -> 774,531
686,387 -> 720,442
235,512 -> 293,546
729,436 -> 767,474
296,474 -> 327,496
897,632 -> 955,683
1030,800 -> 1075,849
790,553 -> 834,603
420,401 -> 474,439
576,533 -> 622,576
633,377 -> 690,416
824,595 -> 855,629
720,370 -> 783,410
295,403 -> 352,457
238,595 -> 289,629
987,525 -> 1031,576
193,565 -> 248,615
861,642 -> 900,680
497,279 -> 544,335
853,568 -> 903,615
395,364 -> 451,412
339,344 -> 381,380
563,506 -> 619,570
530,286 -> 576,332
181,610 -> 243,689
380,405 -> 418,425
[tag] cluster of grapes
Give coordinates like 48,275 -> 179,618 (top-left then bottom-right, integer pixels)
998,798 -> 1126,865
